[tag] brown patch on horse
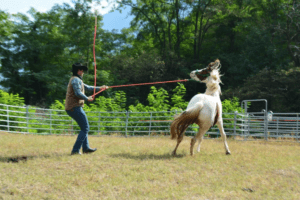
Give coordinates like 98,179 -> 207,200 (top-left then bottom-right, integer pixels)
196,69 -> 211,81
170,111 -> 198,140
195,59 -> 220,81
213,109 -> 219,127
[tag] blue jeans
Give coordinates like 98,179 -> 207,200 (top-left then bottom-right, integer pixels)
66,107 -> 91,153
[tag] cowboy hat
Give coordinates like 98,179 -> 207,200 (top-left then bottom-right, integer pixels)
71,63 -> 88,72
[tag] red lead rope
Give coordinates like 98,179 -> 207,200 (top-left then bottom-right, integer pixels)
91,79 -> 189,98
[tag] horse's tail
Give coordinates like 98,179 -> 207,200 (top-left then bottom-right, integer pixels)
170,102 -> 203,140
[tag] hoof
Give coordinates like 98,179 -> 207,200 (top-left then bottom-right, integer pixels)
172,151 -> 176,156
226,151 -> 231,155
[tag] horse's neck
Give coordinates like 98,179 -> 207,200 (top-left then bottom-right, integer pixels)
205,90 -> 219,98
204,85 -> 222,114
204,85 -> 220,98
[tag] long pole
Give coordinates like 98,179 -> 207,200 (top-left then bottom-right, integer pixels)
93,15 -> 97,100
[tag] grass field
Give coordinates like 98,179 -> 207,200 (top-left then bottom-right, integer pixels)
0,131 -> 299,200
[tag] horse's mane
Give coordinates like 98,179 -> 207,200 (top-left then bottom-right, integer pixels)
206,81 -> 222,96
206,65 -> 222,95
208,59 -> 220,67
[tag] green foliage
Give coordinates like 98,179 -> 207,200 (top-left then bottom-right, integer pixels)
0,84 -> 249,136
1,0 -> 299,112
0,1 -> 115,106
111,91 -> 127,111
2,0 -> 299,116
147,86 -> 170,111
224,66 -> 300,112
0,90 -> 25,106
50,100 -> 65,110
107,49 -> 167,106
0,90 -> 25,133
0,11 -> 14,42
222,97 -> 242,113
171,83 -> 188,111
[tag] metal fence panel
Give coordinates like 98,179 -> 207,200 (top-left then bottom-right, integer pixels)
0,103 -> 299,142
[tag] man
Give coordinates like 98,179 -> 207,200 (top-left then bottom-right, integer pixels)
65,63 -> 108,155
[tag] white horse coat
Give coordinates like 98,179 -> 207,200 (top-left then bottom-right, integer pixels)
170,59 -> 231,156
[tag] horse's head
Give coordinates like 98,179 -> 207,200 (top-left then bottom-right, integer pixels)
190,59 -> 222,84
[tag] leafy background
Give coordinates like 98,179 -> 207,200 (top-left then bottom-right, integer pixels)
0,0 -> 299,112
0,83 -> 241,134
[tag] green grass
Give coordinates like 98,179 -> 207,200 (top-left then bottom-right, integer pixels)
0,131 -> 299,199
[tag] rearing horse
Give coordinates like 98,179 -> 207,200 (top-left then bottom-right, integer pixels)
170,59 -> 231,156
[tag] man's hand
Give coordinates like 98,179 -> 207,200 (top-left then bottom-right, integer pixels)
101,85 -> 109,90
87,96 -> 94,102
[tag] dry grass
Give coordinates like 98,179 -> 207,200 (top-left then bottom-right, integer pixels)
0,131 -> 299,200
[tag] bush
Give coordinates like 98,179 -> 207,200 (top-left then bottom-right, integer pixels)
0,85 -> 245,136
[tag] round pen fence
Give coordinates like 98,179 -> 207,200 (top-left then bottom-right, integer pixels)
0,103 -> 299,142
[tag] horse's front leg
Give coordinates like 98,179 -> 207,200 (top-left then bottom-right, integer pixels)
197,135 -> 204,152
190,137 -> 196,156
216,120 -> 231,155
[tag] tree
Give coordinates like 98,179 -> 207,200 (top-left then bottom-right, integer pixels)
107,49 -> 167,106
223,66 -> 300,112
0,0 -> 111,106
0,10 -> 14,74
114,0 -> 189,58
273,0 -> 300,66
0,8 -> 71,105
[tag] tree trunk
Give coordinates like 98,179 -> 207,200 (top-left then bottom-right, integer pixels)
175,0 -> 181,58
193,0 -> 200,60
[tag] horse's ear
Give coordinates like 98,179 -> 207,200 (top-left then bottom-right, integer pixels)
207,59 -> 220,70
211,59 -> 220,70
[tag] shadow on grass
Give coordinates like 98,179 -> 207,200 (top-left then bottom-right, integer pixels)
0,152 -> 68,163
109,152 -> 186,160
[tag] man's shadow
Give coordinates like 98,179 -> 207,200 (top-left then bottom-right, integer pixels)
0,153 -> 68,163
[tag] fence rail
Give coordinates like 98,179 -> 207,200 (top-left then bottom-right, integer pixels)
0,103 -> 299,142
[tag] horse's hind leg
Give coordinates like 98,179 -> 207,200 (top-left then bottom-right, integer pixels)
172,135 -> 183,156
216,121 -> 231,155
172,127 -> 188,156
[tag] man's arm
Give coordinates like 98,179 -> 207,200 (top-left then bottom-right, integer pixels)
84,84 -> 108,92
71,78 -> 89,101
84,84 -> 101,92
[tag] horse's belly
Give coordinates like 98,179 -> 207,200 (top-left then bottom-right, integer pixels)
198,107 -> 215,126
188,94 -> 217,125
187,94 -> 206,109
187,94 -> 217,108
